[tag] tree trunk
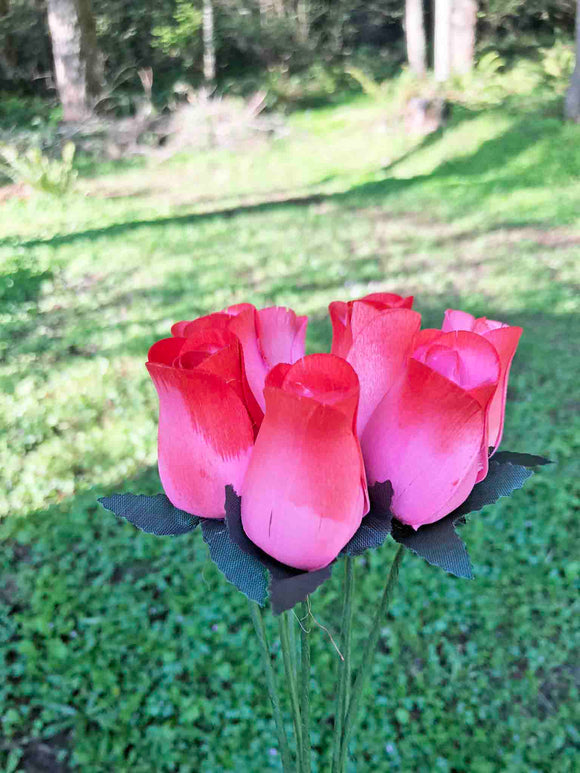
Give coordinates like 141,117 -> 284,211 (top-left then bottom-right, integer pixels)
565,0 -> 580,122
405,0 -> 427,77
46,0 -> 101,122
296,0 -> 309,43
203,0 -> 216,84
451,0 -> 477,75
0,0 -> 18,71
259,0 -> 271,24
434,0 -> 452,82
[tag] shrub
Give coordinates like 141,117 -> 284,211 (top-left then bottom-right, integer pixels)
0,141 -> 77,196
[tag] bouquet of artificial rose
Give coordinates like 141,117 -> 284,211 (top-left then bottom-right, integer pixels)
100,294 -> 549,772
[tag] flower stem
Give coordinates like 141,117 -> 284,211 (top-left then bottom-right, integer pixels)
289,607 -> 298,675
279,612 -> 304,772
339,545 -> 404,771
331,556 -> 354,773
299,601 -> 311,773
249,602 -> 293,773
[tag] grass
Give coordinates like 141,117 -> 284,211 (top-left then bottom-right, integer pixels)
1,87 -> 579,772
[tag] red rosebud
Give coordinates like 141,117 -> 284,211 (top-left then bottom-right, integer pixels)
329,292 -> 414,358
172,304 -> 307,425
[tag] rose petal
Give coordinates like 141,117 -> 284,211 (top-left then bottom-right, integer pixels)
482,326 -> 522,450
148,337 -> 186,366
147,363 -> 254,518
442,309 -> 476,333
171,313 -> 231,339
361,292 -> 414,309
257,307 -> 308,367
345,307 -> 422,435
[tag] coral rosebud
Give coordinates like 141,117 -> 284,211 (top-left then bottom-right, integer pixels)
241,354 -> 369,571
146,329 -> 254,519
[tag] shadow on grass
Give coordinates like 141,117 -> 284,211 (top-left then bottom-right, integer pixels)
3,109 -> 573,252
0,264 -> 53,308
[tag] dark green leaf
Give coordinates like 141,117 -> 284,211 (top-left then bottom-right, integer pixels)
342,480 -> 394,556
201,517 -> 269,606
391,516 -> 473,579
98,493 -> 200,536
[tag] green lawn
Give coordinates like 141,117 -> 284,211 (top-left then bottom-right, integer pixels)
1,93 -> 579,772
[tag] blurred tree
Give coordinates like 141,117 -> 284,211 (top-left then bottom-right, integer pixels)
296,0 -> 309,44
203,0 -> 216,82
434,0 -> 452,81
46,0 -> 102,119
451,0 -> 477,74
0,0 -> 18,72
565,0 -> 580,120
405,0 -> 427,76
259,0 -> 283,21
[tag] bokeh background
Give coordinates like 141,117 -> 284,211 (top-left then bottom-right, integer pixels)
1,1 -> 579,770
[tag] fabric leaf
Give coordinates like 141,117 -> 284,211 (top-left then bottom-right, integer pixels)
98,493 -> 200,536
342,481 -> 394,556
201,517 -> 269,606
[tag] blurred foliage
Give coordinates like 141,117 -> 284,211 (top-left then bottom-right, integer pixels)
0,82 -> 579,769
0,94 -> 62,131
480,0 -> 576,39
345,65 -> 389,102
0,0 -> 576,105
0,141 -> 77,195
151,1 -> 203,67
540,39 -> 576,95
343,46 -> 575,114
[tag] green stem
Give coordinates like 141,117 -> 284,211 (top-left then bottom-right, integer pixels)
299,602 -> 311,773
289,606 -> 298,676
338,545 -> 404,771
279,612 -> 304,772
331,556 -> 354,773
249,602 -> 293,773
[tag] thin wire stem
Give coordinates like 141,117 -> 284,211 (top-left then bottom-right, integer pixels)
338,545 -> 404,771
279,612 -> 304,772
248,602 -> 293,772
299,601 -> 311,773
331,556 -> 354,773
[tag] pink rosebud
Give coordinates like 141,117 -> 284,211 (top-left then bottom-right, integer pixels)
146,328 -> 254,518
329,294 -> 421,435
362,330 -> 501,529
241,354 -> 369,571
